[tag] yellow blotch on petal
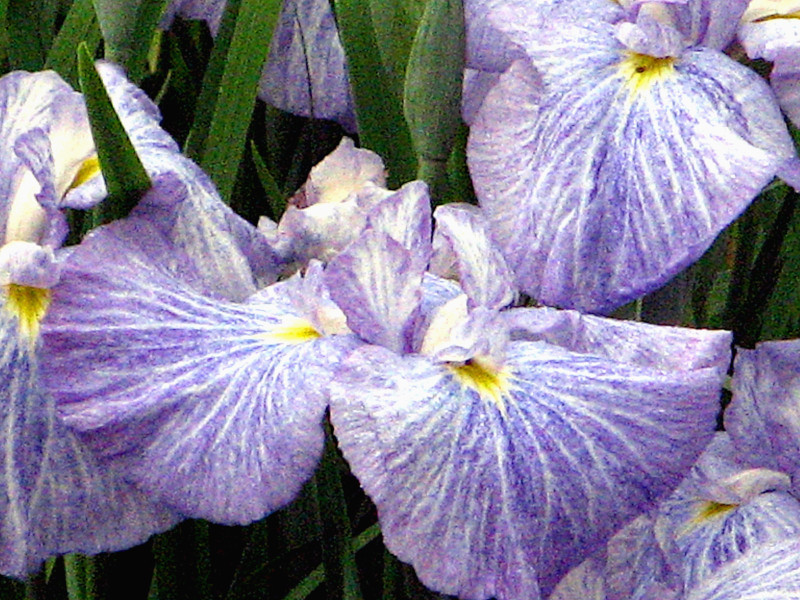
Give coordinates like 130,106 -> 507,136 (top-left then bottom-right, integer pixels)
264,318 -> 321,344
4,284 -> 51,340
68,155 -> 101,191
693,500 -> 738,523
448,358 -> 513,414
617,52 -> 676,95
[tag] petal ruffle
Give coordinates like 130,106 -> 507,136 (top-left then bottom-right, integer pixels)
468,24 -> 795,313
40,220 -> 355,525
0,309 -> 178,578
330,333 -> 724,599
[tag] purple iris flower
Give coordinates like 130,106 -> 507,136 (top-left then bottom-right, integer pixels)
0,67 -> 182,578
162,0 -> 357,132
738,0 -> 800,129
324,197 -> 732,599
37,91 -> 359,525
467,0 -> 800,314
551,433 -> 800,599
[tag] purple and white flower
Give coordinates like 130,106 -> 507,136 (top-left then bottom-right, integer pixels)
467,0 -> 800,314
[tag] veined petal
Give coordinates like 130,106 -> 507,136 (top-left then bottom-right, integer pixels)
468,24 -> 794,312
654,434 -> 800,593
39,223 -> 355,525
663,0 -> 749,49
0,308 -> 178,578
259,0 -> 356,132
0,70 -> 99,246
685,539 -> 800,600
431,203 -> 515,310
726,340 -> 800,493
330,336 -> 722,599
325,230 -> 424,354
506,305 -> 732,375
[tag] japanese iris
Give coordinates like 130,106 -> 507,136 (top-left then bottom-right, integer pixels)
467,0 -> 800,314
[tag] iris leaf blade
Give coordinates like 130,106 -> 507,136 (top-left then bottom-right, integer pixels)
77,42 -> 151,226
333,0 -> 416,188
186,0 -> 280,204
45,0 -> 101,88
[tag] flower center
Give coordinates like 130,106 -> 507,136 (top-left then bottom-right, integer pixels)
68,155 -> 101,191
618,52 -> 676,95
693,500 -> 738,523
4,283 -> 51,340
264,318 -> 322,344
448,358 -> 512,413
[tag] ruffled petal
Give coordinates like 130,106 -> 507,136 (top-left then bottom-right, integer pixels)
0,309 -> 178,578
431,203 -> 515,310
655,435 -> 800,592
468,22 -> 794,312
505,305 -> 732,375
39,220 -> 355,525
325,230 -> 423,354
259,0 -> 356,132
330,334 -> 724,599
685,539 -> 800,600
726,340 -> 800,491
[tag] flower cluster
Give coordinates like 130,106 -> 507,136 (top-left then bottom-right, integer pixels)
2,0 -> 800,599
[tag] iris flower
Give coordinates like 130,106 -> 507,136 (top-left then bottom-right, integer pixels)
738,0 -> 800,128
0,67 -> 180,578
324,197 -> 732,599
551,436 -> 800,599
467,0 -> 800,314
36,121 -> 732,600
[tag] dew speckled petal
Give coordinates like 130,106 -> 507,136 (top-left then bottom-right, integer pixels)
468,21 -> 795,312
0,309 -> 178,578
330,336 -> 722,599
431,203 -> 515,310
325,230 -> 424,354
726,340 -> 800,492
685,539 -> 800,600
39,221 -> 355,525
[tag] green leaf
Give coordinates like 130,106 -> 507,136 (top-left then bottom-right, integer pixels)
6,0 -> 57,70
334,0 -> 417,188
312,421 -> 363,600
251,140 -> 286,220
45,0 -> 102,88
185,0 -> 281,204
403,0 -> 465,201
152,521 -> 213,600
92,0 -> 169,81
367,0 -> 424,102
282,524 -> 381,600
64,554 -> 100,600
77,42 -> 151,226
0,0 -> 9,70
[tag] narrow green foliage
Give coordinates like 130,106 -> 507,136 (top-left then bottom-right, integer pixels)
63,554 -> 100,600
77,43 -> 151,226
186,0 -> 280,204
92,0 -> 169,80
0,0 -> 10,70
334,0 -> 417,187
368,0 -> 424,101
7,0 -> 57,70
313,421 -> 363,600
251,140 -> 287,220
283,524 -> 380,600
152,521 -> 214,600
404,0 -> 465,201
45,0 -> 101,87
